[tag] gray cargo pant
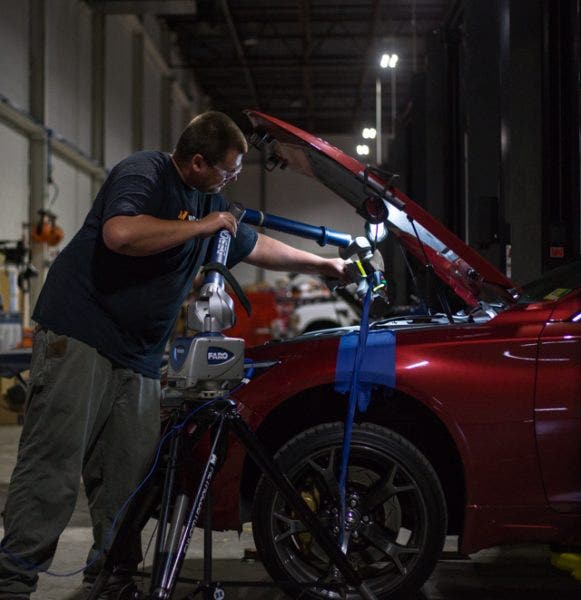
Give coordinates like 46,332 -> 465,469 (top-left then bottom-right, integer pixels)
0,329 -> 160,596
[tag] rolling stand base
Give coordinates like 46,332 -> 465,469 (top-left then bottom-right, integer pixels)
184,491 -> 280,600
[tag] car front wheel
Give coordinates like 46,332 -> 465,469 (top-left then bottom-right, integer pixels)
252,422 -> 447,599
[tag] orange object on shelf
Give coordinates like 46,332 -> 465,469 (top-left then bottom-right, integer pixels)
31,210 -> 64,246
19,327 -> 34,348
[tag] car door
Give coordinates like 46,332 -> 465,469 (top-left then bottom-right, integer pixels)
534,289 -> 581,513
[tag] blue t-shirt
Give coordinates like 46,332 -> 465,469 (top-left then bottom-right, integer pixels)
33,151 -> 258,378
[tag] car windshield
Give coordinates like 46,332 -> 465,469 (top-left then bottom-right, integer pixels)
517,259 -> 581,304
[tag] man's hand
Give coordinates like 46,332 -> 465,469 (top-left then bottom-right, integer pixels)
195,211 -> 238,238
318,257 -> 349,283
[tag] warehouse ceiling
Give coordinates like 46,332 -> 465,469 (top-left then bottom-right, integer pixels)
91,0 -> 453,135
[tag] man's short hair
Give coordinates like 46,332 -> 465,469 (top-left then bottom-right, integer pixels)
174,111 -> 248,165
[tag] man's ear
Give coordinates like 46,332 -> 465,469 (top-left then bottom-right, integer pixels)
190,153 -> 205,173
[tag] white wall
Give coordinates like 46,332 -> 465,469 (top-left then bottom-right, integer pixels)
170,83 -> 194,151
0,1 -> 29,110
46,0 -> 93,154
51,157 -> 93,241
0,122 -> 29,240
0,1 -> 197,246
104,15 -> 134,167
143,52 -> 162,150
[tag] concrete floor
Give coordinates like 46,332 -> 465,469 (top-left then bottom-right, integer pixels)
1,424 -> 580,599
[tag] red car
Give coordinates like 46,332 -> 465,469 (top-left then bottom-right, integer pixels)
203,113 -> 581,599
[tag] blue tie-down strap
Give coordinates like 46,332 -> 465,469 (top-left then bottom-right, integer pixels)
334,293 -> 396,548
334,328 -> 396,411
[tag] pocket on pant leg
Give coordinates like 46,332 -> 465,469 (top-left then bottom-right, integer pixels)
23,331 -> 69,413
45,334 -> 68,359
23,356 -> 49,415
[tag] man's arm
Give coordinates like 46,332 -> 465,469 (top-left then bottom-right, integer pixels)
102,212 -> 238,256
244,233 -> 346,280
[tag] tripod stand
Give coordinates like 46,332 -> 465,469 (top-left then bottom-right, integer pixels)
86,394 -> 376,600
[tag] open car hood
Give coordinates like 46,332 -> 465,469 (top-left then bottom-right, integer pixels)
246,110 -> 517,307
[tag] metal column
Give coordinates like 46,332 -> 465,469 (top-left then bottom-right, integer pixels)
28,0 -> 49,308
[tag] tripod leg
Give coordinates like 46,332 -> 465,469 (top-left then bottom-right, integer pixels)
150,423 -> 182,590
229,412 -> 377,600
151,412 -> 227,599
87,414 -> 188,600
202,492 -> 213,597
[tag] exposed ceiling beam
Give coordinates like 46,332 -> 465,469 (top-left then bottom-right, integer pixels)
172,56 -> 419,69
219,0 -> 261,109
170,29 -> 433,41
192,7 -> 447,23
299,0 -> 314,130
351,0 -> 382,129
159,0 -> 450,134
90,0 -> 197,15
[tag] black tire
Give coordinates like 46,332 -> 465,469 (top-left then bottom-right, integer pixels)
252,422 -> 447,599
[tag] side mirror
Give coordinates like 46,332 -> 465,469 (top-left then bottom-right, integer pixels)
365,221 -> 388,243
